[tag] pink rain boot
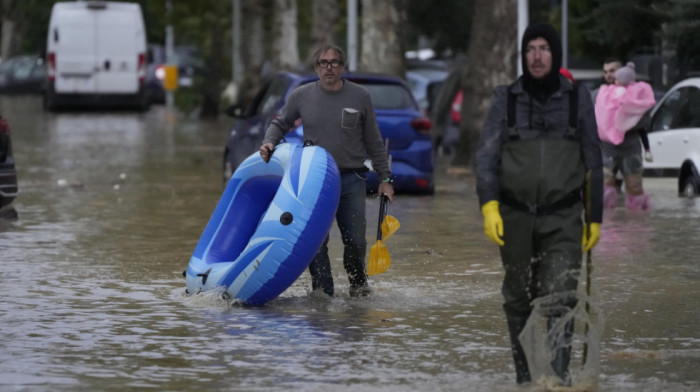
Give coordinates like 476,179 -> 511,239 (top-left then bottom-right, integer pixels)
626,192 -> 652,211
603,185 -> 618,209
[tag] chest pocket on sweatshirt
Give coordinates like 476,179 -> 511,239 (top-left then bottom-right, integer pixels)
341,108 -> 360,129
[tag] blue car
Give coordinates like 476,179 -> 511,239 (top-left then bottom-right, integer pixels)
223,71 -> 435,194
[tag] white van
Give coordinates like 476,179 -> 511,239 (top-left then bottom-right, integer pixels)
45,1 -> 149,110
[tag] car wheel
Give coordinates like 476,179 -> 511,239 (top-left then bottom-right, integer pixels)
681,176 -> 698,199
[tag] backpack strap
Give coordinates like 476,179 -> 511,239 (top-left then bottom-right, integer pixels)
569,82 -> 578,128
506,83 -> 520,140
507,89 -> 517,128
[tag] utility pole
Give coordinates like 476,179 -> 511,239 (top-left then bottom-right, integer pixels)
165,0 -> 175,109
517,0 -> 528,76
232,0 -> 242,84
347,0 -> 357,71
562,0 -> 568,68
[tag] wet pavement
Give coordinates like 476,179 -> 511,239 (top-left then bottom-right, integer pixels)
0,96 -> 698,391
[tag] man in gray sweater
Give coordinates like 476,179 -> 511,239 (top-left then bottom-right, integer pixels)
260,44 -> 394,297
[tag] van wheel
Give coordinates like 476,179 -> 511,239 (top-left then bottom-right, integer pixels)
137,92 -> 150,111
44,93 -> 57,111
681,176 -> 698,198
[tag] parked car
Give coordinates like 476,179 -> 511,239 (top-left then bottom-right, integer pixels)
223,71 -> 435,194
0,55 -> 46,94
644,77 -> 700,197
145,44 -> 207,104
0,116 -> 18,218
405,69 -> 448,116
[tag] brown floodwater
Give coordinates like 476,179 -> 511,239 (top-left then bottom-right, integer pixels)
0,96 -> 698,391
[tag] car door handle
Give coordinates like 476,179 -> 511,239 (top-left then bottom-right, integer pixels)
683,137 -> 689,143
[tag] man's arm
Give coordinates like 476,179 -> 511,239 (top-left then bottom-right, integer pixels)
361,92 -> 391,181
262,89 -> 302,146
578,85 -> 604,223
476,86 -> 508,207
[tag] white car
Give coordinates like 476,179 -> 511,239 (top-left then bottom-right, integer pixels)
645,77 -> 700,197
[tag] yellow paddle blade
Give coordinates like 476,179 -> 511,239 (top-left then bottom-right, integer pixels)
381,215 -> 400,240
367,241 -> 391,275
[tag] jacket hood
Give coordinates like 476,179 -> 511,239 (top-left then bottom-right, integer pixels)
521,22 -> 562,102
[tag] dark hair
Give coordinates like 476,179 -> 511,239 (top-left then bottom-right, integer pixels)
604,57 -> 621,65
312,44 -> 345,66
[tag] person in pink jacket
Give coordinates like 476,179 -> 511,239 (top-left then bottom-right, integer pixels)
594,62 -> 656,211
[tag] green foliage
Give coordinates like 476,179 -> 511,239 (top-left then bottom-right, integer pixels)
662,0 -> 700,73
11,0 -> 54,55
138,0 -> 166,44
405,0 -> 474,56
570,0 -> 664,63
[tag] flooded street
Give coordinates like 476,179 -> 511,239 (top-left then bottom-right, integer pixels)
1,96 -> 698,391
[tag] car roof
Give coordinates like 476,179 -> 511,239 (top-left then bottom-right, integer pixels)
667,77 -> 700,90
652,77 -> 700,109
569,69 -> 602,82
406,69 -> 449,82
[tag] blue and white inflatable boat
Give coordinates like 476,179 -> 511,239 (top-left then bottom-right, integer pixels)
185,143 -> 340,305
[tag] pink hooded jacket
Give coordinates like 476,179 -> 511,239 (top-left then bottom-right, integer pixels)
595,81 -> 656,145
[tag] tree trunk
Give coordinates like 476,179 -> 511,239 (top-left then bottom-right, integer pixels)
1,0 -> 19,60
452,0 -> 517,168
1,17 -> 15,61
273,0 -> 300,71
238,0 -> 267,107
308,0 -> 339,65
359,0 -> 404,76
200,1 -> 227,118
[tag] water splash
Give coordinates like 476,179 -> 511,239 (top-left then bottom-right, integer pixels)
520,292 -> 605,389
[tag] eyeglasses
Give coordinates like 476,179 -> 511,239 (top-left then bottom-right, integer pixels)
316,59 -> 343,68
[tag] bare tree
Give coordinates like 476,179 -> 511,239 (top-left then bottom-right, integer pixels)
200,0 -> 227,118
273,0 -> 300,71
308,0 -> 339,65
453,0 -> 517,168
359,0 -> 404,76
1,0 -> 23,60
238,0 -> 267,106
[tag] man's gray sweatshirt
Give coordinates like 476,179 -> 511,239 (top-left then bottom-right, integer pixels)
262,80 -> 391,181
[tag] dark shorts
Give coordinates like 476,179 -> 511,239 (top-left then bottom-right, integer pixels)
602,149 -> 644,182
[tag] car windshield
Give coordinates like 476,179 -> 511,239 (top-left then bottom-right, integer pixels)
172,48 -> 204,69
353,82 -> 415,110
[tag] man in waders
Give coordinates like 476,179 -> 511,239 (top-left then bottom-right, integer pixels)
475,22 -> 603,384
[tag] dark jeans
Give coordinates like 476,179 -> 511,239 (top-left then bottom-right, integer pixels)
308,172 -> 368,296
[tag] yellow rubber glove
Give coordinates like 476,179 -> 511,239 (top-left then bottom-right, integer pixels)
582,223 -> 601,252
481,200 -> 505,246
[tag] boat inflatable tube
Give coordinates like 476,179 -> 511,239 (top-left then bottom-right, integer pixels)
186,143 -> 340,305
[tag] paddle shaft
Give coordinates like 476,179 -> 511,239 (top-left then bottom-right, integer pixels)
376,195 -> 388,241
376,137 -> 391,241
583,171 -> 593,365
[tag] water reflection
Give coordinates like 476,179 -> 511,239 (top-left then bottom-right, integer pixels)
0,97 -> 698,391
